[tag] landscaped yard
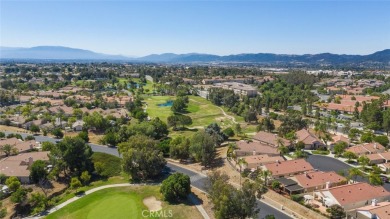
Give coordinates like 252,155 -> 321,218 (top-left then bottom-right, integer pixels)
46,186 -> 202,219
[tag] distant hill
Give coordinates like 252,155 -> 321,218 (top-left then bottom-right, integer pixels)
138,50 -> 390,65
1,46 -> 389,65
0,46 -> 129,60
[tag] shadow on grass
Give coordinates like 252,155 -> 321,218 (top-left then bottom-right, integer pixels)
173,127 -> 198,132
165,193 -> 203,207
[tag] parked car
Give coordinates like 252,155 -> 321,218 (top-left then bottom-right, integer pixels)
380,175 -> 389,183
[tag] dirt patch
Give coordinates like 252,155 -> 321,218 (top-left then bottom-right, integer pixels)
0,125 -> 32,134
143,196 -> 162,211
88,133 -> 104,145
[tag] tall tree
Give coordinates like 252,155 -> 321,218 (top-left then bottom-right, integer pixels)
190,131 -> 217,167
50,136 -> 93,176
160,173 -> 191,203
30,160 -> 48,184
120,135 -> 166,181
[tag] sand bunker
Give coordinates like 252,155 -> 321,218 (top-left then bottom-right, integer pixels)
143,196 -> 162,211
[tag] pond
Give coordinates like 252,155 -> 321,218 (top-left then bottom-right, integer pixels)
158,100 -> 173,107
127,83 -> 140,89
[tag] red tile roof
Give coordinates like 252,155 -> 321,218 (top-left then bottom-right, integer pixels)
293,171 -> 346,189
252,131 -> 289,147
264,159 -> 314,177
320,182 -> 390,206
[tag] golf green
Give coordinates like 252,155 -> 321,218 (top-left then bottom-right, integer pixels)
46,186 -> 201,219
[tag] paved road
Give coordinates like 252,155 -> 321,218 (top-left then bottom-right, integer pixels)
306,154 -> 390,191
3,131 -> 291,219
2,131 -> 120,157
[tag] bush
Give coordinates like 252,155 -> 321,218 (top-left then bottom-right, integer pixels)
269,112 -> 278,120
312,150 -> 330,155
223,127 -> 235,137
241,168 -> 251,177
0,208 -> 6,218
374,135 -> 389,147
291,194 -> 304,203
78,131 -> 89,143
25,135 -> 35,141
160,173 -> 191,203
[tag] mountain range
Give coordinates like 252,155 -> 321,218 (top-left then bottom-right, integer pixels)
1,46 -> 389,65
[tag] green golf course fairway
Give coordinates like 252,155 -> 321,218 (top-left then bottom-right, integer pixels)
46,186 -> 201,219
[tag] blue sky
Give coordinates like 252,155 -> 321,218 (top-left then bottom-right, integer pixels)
1,1 -> 389,56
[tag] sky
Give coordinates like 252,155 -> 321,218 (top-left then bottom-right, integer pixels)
1,0 -> 390,57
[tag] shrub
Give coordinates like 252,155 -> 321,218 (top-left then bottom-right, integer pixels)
160,173 -> 191,203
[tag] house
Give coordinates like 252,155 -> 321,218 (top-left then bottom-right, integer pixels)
379,162 -> 390,173
0,151 -> 49,183
350,201 -> 390,219
212,82 -> 258,97
252,131 -> 290,147
296,129 -> 325,149
0,138 -> 40,157
330,135 -> 350,148
23,119 -> 44,130
262,159 -> 314,178
0,138 -> 22,148
72,120 -> 85,131
345,143 -> 386,156
329,135 -> 350,151
48,105 -> 74,116
275,177 -> 304,195
8,115 -> 26,127
291,171 -> 347,193
235,141 -> 280,157
242,154 -> 285,169
315,182 -> 390,211
366,151 -> 390,165
13,140 -> 39,153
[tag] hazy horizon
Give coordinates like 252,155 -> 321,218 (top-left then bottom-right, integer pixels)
1,45 -> 389,58
1,1 -> 389,56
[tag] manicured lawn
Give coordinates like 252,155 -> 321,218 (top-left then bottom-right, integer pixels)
144,96 -> 175,123
145,95 -> 236,129
54,176 -> 129,205
185,96 -> 235,128
144,95 -> 260,138
46,186 -> 201,219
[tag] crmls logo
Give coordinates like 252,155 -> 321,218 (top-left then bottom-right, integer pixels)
142,210 -> 173,218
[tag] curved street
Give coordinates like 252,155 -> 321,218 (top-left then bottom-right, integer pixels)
3,131 -> 292,219
306,154 -> 390,191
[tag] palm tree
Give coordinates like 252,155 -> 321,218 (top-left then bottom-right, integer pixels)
226,143 -> 236,161
1,144 -> 14,157
348,168 -> 363,183
237,158 -> 248,186
276,138 -> 289,156
260,170 -> 272,187
358,155 -> 370,171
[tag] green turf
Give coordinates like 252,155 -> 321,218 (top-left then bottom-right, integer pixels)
144,95 -> 248,135
132,78 -> 155,94
144,96 -> 175,122
46,186 -> 201,219
91,152 -> 121,177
